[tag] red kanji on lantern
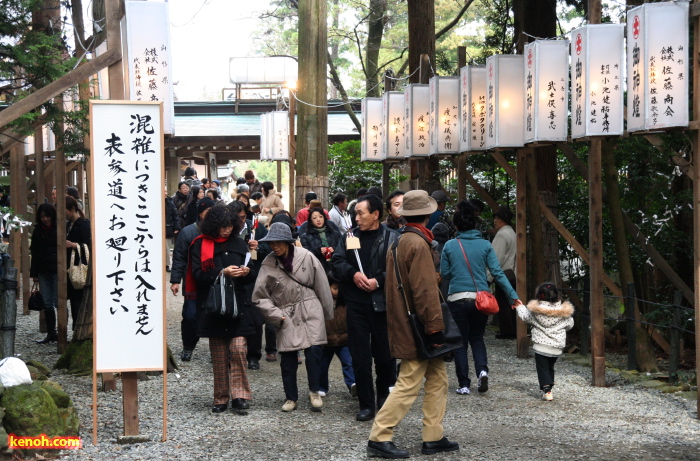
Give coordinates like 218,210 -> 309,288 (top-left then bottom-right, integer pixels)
633,15 -> 640,39
488,63 -> 493,79
575,34 -> 582,55
527,48 -> 533,68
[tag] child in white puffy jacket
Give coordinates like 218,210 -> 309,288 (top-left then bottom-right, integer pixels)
516,283 -> 574,401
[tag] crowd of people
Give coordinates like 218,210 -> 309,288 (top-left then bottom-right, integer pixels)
28,166 -> 574,459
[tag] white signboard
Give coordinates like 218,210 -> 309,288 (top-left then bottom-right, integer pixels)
627,2 -> 689,132
404,84 -> 430,157
429,76 -> 460,155
570,24 -> 625,138
125,1 -> 175,135
459,66 -> 487,151
90,101 -> 166,372
524,40 -> 569,143
382,92 -> 405,160
361,98 -> 383,162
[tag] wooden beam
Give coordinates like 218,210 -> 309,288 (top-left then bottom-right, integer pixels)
463,167 -> 498,211
490,151 -> 517,179
0,49 -> 121,132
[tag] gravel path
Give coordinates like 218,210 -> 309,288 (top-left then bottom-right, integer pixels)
11,277 -> 700,460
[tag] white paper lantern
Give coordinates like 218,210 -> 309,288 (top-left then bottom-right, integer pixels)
627,2 -> 689,133
404,84 -> 430,158
429,76 -> 460,155
259,112 -> 268,161
361,98 -> 383,162
485,55 -> 525,149
459,66 -> 487,152
570,24 -> 625,139
271,111 -> 290,161
524,40 -> 569,143
382,91 -> 405,160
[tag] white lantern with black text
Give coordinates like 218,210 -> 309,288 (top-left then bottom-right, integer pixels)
404,84 -> 430,157
382,91 -> 405,160
570,24 -> 625,138
361,98 -> 383,162
271,111 -> 290,161
459,66 -> 487,151
627,2 -> 689,133
524,40 -> 569,143
429,77 -> 460,155
485,55 -> 525,149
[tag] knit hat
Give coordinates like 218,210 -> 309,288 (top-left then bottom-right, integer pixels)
398,190 -> 438,216
196,198 -> 216,215
259,222 -> 297,243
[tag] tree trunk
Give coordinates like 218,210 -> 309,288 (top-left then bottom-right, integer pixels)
601,140 -> 658,372
295,0 -> 329,212
365,0 -> 386,97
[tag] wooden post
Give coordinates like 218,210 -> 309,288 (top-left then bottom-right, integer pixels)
20,155 -> 30,316
589,137 -> 605,387
55,123 -> 68,353
166,153 -> 179,195
288,90 -> 296,212
457,46 -> 467,201
669,290 -> 683,379
625,283 -> 637,371
277,160 -> 282,194
1,259 -> 17,358
581,278 -> 590,357
9,148 -> 21,274
34,127 -> 44,204
515,148 -> 528,358
692,0 -> 700,415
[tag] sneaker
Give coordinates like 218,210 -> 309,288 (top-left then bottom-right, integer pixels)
455,386 -> 471,395
542,391 -> 553,401
180,350 -> 193,362
477,371 -> 489,393
309,392 -> 323,412
281,400 -> 297,412
317,390 -> 327,397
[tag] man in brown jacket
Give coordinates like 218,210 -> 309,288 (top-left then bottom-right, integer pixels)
367,190 -> 459,459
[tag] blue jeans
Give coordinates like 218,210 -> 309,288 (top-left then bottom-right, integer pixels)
448,299 -> 488,388
37,272 -> 57,311
319,345 -> 355,393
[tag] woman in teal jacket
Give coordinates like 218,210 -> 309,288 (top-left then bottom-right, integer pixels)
440,200 -> 522,395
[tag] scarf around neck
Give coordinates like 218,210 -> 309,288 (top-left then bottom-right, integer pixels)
314,226 -> 328,247
184,234 -> 228,300
405,223 -> 434,243
276,243 -> 295,273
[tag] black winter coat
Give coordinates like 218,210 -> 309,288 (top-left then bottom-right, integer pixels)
191,236 -> 256,338
30,224 -> 58,277
165,196 -> 180,238
242,220 -> 271,327
300,224 -> 342,280
66,218 -> 91,267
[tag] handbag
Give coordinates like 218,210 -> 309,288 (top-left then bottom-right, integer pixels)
28,282 -> 45,311
391,239 -> 463,359
68,244 -> 89,290
457,239 -> 499,315
203,271 -> 241,319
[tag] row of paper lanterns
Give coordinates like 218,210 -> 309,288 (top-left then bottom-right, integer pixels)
361,1 -> 689,162
259,111 -> 290,161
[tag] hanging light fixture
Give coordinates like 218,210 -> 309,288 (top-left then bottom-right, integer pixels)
570,24 -> 625,139
404,84 -> 430,158
429,76 -> 460,155
361,98 -> 384,162
485,55 -> 525,149
382,91 -> 405,161
524,40 -> 569,143
627,2 -> 689,133
459,66 -> 487,152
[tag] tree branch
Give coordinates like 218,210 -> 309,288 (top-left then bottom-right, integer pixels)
327,50 -> 361,132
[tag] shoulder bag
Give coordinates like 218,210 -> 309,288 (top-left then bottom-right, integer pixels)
68,244 -> 89,290
391,239 -> 463,359
28,281 -> 45,311
204,270 -> 241,319
457,239 -> 499,315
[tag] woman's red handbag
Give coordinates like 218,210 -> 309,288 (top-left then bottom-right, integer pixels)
457,240 -> 500,315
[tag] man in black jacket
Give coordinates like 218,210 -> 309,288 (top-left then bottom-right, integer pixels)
331,194 -> 399,422
170,198 -> 215,361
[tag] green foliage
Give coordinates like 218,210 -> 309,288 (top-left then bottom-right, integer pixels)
328,140 -> 406,197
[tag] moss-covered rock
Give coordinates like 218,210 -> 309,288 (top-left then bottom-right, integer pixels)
56,407 -> 79,436
1,383 -> 62,437
40,381 -> 71,409
54,339 -> 92,376
24,360 -> 51,377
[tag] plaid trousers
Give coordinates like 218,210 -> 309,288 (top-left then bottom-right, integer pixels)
209,336 -> 252,404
